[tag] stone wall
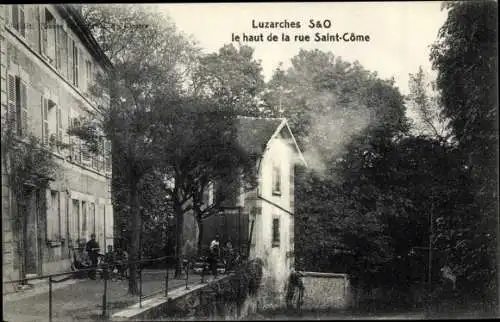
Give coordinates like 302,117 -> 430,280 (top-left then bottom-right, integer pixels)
300,272 -> 353,311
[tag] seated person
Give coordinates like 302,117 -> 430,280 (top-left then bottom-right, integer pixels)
104,245 -> 116,265
102,245 -> 117,279
71,245 -> 91,277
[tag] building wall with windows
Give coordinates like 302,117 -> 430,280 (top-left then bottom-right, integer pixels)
1,4 -> 113,283
198,117 -> 304,309
249,130 -> 296,308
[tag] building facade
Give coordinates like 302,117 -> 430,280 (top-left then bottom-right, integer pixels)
1,4 -> 113,284
201,116 -> 306,307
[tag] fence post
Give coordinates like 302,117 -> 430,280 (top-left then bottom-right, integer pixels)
49,276 -> 53,322
102,265 -> 108,319
165,259 -> 169,298
185,260 -> 189,290
201,261 -> 205,284
139,262 -> 143,308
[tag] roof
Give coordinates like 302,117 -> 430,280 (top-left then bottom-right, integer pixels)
236,116 -> 307,166
55,5 -> 113,70
235,116 -> 284,155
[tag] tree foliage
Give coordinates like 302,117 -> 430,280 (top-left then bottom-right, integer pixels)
406,66 -> 451,142
193,44 -> 266,116
430,0 -> 498,302
77,4 -> 200,293
1,117 -> 59,281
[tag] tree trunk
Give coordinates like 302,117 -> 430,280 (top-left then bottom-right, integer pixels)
197,214 -> 203,257
128,183 -> 140,295
174,200 -> 184,278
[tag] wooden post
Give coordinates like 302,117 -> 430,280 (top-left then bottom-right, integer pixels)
102,269 -> 108,319
185,261 -> 189,290
428,199 -> 434,294
165,263 -> 169,297
49,276 -> 53,322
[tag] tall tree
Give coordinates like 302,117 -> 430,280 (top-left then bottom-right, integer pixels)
77,4 -> 199,294
192,44 -> 266,116
430,0 -> 498,303
269,49 -> 413,290
148,97 -> 257,276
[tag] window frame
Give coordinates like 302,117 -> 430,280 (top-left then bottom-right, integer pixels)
47,190 -> 62,242
72,41 -> 79,87
272,164 -> 282,196
272,216 -> 280,248
42,8 -> 57,64
11,5 -> 26,38
8,75 -> 28,137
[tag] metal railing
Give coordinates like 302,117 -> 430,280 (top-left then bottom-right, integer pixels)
3,255 -> 207,321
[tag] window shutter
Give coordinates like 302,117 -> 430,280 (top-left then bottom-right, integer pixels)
56,106 -> 63,151
26,5 -> 39,50
61,30 -> 68,78
11,6 -> 19,32
19,5 -> 26,37
82,59 -> 88,93
42,97 -> 49,146
20,82 -> 28,137
41,8 -> 47,56
68,38 -> 73,82
55,25 -> 61,70
70,118 -> 81,163
79,49 -> 84,89
7,75 -> 17,133
72,43 -> 79,87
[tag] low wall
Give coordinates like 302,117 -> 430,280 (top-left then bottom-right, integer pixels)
300,272 -> 352,311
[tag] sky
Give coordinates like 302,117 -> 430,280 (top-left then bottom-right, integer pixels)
154,2 -> 448,96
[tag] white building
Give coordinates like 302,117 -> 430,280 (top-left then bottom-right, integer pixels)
201,116 -> 307,307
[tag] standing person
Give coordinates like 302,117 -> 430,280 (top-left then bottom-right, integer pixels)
286,268 -> 304,309
86,234 -> 100,279
225,240 -> 234,271
117,247 -> 129,280
209,234 -> 221,278
104,245 -> 117,280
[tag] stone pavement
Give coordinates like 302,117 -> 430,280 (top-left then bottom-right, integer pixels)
3,269 -> 207,322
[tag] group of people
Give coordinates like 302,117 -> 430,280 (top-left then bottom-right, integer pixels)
208,234 -> 239,277
71,234 -> 129,280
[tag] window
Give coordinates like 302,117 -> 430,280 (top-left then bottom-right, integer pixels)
92,137 -> 104,171
42,98 -> 57,147
272,217 -> 280,248
71,199 -> 80,242
11,5 -> 25,37
69,118 -> 81,163
272,164 -> 281,196
47,190 -> 61,241
42,9 -> 56,63
56,105 -> 63,152
72,41 -> 79,86
7,75 -> 28,137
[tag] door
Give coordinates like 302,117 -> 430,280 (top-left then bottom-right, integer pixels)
23,187 -> 40,275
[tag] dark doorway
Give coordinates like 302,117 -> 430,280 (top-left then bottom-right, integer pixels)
22,186 -> 42,276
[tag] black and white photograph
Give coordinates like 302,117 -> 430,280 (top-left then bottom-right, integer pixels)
1,2 -> 498,321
